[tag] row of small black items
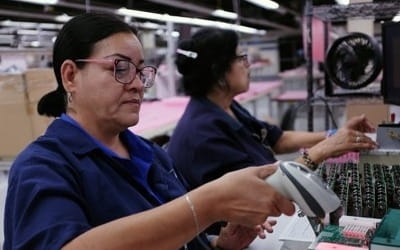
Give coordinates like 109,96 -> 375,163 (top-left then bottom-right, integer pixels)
318,162 -> 400,219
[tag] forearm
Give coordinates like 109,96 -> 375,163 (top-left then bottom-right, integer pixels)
273,131 -> 325,154
295,142 -> 330,169
62,183 -> 220,250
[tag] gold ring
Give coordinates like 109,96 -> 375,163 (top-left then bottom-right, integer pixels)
355,136 -> 361,143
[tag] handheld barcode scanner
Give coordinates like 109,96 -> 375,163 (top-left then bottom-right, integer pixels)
265,161 -> 341,218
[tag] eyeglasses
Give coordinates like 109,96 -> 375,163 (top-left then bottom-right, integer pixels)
75,58 -> 157,88
235,54 -> 249,67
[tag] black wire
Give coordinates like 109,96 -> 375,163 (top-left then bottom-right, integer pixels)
290,95 -> 338,130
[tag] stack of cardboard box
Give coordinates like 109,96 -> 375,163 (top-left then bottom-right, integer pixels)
0,68 -> 56,159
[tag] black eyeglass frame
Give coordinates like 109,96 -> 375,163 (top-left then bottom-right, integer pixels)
235,54 -> 249,67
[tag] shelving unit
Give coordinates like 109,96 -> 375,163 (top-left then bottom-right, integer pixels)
303,0 -> 400,131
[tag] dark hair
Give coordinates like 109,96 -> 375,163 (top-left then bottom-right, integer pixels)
175,28 -> 239,97
37,13 -> 137,117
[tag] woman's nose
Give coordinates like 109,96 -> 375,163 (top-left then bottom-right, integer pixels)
125,75 -> 144,92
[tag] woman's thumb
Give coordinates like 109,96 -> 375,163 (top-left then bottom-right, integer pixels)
257,163 -> 279,179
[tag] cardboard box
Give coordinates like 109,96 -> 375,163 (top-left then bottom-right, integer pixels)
24,68 -> 57,103
346,99 -> 389,128
0,73 -> 26,105
0,71 -> 54,159
0,103 -> 33,159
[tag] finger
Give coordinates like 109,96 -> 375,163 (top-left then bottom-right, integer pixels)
352,140 -> 376,150
364,120 -> 376,132
353,135 -> 377,147
255,225 -> 266,239
358,115 -> 375,132
267,219 -> 277,226
363,136 -> 377,145
262,222 -> 275,233
279,199 -> 296,216
358,141 -> 377,150
268,193 -> 295,217
257,164 -> 278,179
350,114 -> 364,125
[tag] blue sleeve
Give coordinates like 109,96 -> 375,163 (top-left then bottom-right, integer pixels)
4,150 -> 90,250
233,101 -> 283,147
258,120 -> 283,147
176,134 -> 256,189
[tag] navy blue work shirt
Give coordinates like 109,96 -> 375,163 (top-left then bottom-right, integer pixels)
4,118 -> 207,250
168,97 -> 283,190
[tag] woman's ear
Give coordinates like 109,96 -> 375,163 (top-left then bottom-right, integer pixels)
60,59 -> 78,93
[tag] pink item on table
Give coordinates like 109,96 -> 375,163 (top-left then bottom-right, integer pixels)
325,152 -> 360,164
235,80 -> 282,102
315,242 -> 367,250
273,90 -> 307,102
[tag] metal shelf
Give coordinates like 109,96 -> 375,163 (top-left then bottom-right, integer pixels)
0,48 -> 51,55
313,1 -> 400,22
303,0 -> 397,131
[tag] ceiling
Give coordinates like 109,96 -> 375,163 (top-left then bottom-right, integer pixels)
0,0 -> 339,33
1,0 -> 397,50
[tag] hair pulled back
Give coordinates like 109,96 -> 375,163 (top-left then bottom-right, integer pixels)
37,13 -> 137,117
175,28 -> 239,97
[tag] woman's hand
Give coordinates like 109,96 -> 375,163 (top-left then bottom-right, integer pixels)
344,114 -> 375,133
304,114 -> 377,163
308,127 -> 377,162
213,220 -> 277,250
207,164 -> 295,227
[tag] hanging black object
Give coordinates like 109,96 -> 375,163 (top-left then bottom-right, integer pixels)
325,32 -> 382,90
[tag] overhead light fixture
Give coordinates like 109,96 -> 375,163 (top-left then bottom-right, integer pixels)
137,22 -> 163,30
393,11 -> 400,22
0,20 -> 62,29
30,41 -> 41,47
17,29 -> 57,35
336,0 -> 350,5
116,8 -> 265,35
54,14 -> 72,23
116,8 -> 164,21
212,9 -> 238,20
14,0 -> 58,5
245,0 -> 279,10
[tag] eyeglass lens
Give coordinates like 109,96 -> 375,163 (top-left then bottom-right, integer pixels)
236,55 -> 249,67
115,60 -> 156,87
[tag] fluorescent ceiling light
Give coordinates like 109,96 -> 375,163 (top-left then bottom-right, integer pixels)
0,20 -> 62,29
117,8 -> 164,21
54,14 -> 72,23
117,8 -> 265,35
393,12 -> 400,22
17,29 -> 57,35
336,0 -> 350,5
245,0 -> 279,10
137,22 -> 163,30
212,9 -> 238,20
30,41 -> 41,47
15,0 -> 58,5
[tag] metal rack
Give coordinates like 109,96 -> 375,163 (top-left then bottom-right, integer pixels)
313,1 -> 400,22
304,0 -> 400,131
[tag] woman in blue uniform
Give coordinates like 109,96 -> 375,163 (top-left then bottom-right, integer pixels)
3,14 -> 295,250
168,28 -> 377,191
